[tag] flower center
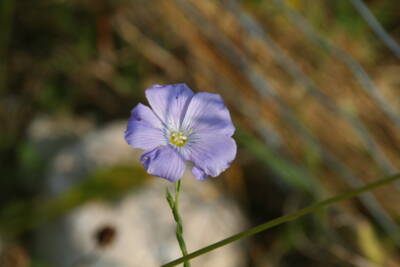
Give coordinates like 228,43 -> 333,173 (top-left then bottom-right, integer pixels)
169,131 -> 188,147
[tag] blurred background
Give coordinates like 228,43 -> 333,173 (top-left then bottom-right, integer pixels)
1,0 -> 400,266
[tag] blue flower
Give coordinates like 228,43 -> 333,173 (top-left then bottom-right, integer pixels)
125,83 -> 237,182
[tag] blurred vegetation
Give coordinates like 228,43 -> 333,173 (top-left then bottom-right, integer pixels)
0,165 -> 148,238
1,0 -> 400,266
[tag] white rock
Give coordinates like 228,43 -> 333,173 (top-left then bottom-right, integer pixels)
33,121 -> 247,267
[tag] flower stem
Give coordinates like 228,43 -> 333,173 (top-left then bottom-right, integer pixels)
166,180 -> 191,267
162,173 -> 400,267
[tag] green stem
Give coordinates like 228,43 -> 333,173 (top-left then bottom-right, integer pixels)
162,173 -> 400,267
166,180 -> 191,267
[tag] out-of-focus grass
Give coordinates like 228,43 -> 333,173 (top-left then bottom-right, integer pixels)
237,128 -> 323,196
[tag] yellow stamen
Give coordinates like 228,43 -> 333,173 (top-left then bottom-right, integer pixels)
169,131 -> 188,147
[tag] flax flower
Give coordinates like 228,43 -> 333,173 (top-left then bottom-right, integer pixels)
125,84 -> 236,182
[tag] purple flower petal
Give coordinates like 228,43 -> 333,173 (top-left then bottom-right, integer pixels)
140,145 -> 186,182
192,166 -> 207,180
126,84 -> 237,182
187,133 -> 236,177
145,84 -> 194,130
182,92 -> 235,136
125,103 -> 166,150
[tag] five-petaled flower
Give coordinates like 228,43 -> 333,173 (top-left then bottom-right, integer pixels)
125,84 -> 237,182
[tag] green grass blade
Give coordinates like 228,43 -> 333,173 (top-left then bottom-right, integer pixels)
161,173 -> 400,267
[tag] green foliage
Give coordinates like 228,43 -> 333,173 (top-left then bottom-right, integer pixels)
43,165 -> 149,219
0,165 -> 149,237
30,259 -> 52,267
236,128 -> 322,195
334,0 -> 366,37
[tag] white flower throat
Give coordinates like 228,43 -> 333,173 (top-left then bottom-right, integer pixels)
169,131 -> 188,147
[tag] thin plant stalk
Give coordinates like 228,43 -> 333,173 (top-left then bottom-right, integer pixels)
162,173 -> 400,267
166,180 -> 191,267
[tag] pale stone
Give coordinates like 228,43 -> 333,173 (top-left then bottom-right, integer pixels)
33,121 -> 247,267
